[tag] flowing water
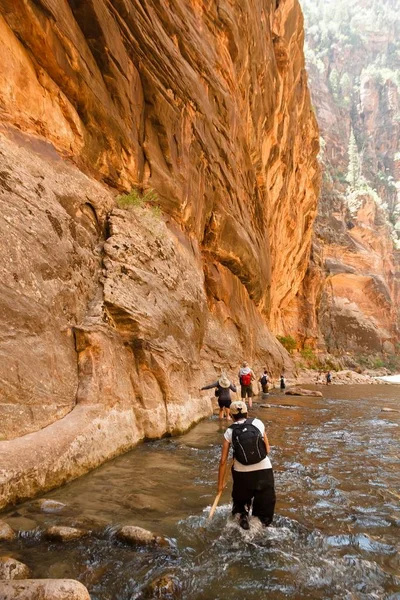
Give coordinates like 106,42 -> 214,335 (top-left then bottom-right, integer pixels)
1,385 -> 400,599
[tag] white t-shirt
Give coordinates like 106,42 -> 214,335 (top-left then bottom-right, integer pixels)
224,418 -> 272,472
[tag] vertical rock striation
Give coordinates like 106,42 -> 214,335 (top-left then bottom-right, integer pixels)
0,0 -> 319,507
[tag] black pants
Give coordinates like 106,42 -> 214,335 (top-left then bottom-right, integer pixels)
232,468 -> 276,526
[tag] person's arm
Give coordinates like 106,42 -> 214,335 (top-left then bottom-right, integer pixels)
218,439 -> 230,493
230,383 -> 237,392
200,381 -> 218,391
263,431 -> 271,454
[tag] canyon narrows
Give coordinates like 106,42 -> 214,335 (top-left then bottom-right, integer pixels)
0,0 -> 319,508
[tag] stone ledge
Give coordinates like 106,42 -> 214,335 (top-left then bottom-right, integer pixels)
0,399 -> 211,511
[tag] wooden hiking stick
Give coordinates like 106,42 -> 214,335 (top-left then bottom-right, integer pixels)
208,491 -> 222,519
208,459 -> 233,519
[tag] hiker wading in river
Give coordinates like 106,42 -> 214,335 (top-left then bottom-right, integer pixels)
238,361 -> 256,408
217,400 -> 276,530
201,373 -> 237,420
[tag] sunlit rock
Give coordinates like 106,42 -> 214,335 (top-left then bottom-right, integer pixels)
45,526 -> 88,542
117,525 -> 169,547
0,521 -> 16,541
0,557 -> 31,580
285,388 -> 323,397
0,579 -> 90,600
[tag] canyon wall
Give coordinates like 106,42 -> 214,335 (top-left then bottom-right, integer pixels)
0,0 -> 319,507
298,0 -> 400,364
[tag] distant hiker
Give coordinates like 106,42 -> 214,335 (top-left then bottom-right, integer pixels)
217,400 -> 276,530
238,361 -> 256,408
326,371 -> 332,385
280,374 -> 286,390
201,373 -> 237,420
259,369 -> 269,395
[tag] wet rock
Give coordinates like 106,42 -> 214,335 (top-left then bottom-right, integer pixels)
259,404 -> 271,408
116,525 -> 169,547
381,407 -> 400,413
0,579 -> 90,600
285,388 -> 323,397
0,556 -> 31,580
141,573 -> 182,599
37,500 -> 67,513
45,526 -> 88,542
0,520 -> 16,541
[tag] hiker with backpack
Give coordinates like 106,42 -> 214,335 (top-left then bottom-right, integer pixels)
238,361 -> 256,408
200,373 -> 237,420
259,369 -> 269,395
217,400 -> 275,529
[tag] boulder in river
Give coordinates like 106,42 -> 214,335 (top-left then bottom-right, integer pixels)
37,500 -> 67,513
0,520 -> 16,541
0,579 -> 90,600
285,388 -> 323,397
141,573 -> 182,599
45,526 -> 88,542
117,525 -> 169,547
0,556 -> 31,580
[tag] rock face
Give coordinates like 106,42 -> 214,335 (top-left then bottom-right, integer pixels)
0,0 -> 319,507
300,0 -> 400,358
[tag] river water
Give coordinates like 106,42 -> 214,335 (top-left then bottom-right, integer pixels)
1,385 -> 399,599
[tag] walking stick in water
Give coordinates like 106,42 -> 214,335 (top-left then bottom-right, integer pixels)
208,459 -> 232,519
208,491 -> 222,519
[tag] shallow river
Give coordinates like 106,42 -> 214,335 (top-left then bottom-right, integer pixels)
1,385 -> 400,599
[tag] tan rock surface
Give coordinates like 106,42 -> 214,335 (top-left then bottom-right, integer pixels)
285,388 -> 323,397
0,579 -> 90,600
0,557 -> 31,580
0,521 -> 16,541
45,526 -> 88,542
0,0 -> 319,507
117,525 -> 168,547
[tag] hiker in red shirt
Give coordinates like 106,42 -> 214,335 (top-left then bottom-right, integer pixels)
238,361 -> 256,408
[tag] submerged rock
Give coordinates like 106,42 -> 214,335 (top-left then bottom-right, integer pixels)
285,388 -> 323,397
45,526 -> 88,542
0,556 -> 31,580
381,407 -> 400,413
0,520 -> 16,541
117,525 -> 169,547
259,404 -> 272,408
37,500 -> 67,513
141,573 -> 182,599
0,579 -> 90,600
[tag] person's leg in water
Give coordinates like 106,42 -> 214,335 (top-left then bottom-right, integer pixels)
247,386 -> 253,408
218,401 -> 224,419
251,469 -> 276,527
232,471 -> 253,530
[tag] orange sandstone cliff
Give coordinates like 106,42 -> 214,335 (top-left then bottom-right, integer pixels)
0,0 -> 319,507
298,0 -> 400,364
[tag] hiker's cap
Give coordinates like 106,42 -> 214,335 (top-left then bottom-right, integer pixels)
230,400 -> 248,415
218,374 -> 231,388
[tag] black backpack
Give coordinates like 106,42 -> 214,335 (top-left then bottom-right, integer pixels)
260,375 -> 268,386
230,418 -> 267,465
